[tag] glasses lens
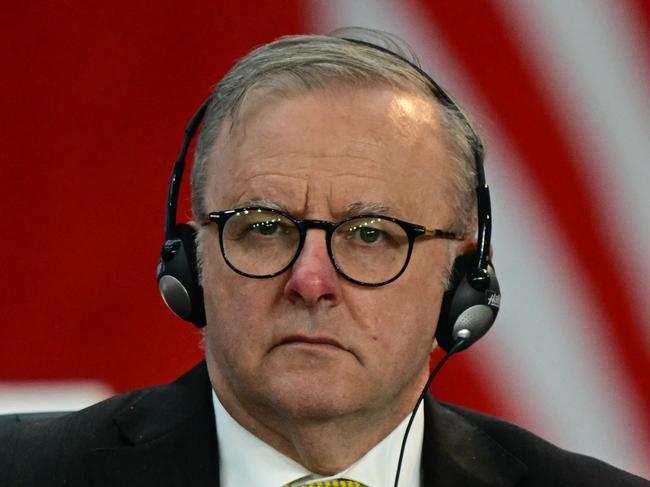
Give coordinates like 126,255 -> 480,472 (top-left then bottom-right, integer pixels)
221,209 -> 300,276
332,217 -> 410,284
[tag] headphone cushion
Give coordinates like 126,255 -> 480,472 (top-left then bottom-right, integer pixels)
156,223 -> 206,327
436,252 -> 500,352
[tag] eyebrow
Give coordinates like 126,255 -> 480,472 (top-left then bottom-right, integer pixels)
237,199 -> 398,218
344,201 -> 397,216
239,198 -> 285,211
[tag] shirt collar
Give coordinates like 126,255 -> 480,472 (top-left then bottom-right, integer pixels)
212,390 -> 423,487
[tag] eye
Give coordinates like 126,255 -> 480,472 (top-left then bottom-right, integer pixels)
335,217 -> 407,251
244,218 -> 299,240
357,226 -> 382,243
224,212 -> 296,242
251,219 -> 281,236
343,218 -> 389,245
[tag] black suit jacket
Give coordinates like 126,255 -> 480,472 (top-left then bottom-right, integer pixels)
1,361 -> 647,486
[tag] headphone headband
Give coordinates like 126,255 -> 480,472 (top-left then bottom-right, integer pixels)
164,100 -> 210,241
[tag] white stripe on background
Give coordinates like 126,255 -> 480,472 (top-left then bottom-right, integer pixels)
487,135 -> 648,476
499,0 -> 650,346
305,0 -> 648,477
0,381 -> 113,414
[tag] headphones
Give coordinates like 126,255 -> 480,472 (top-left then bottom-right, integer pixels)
156,38 -> 500,352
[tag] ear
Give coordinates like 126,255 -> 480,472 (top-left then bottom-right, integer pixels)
454,239 -> 489,258
449,239 -> 495,275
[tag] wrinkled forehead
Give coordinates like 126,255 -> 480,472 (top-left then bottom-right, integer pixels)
203,86 -> 456,224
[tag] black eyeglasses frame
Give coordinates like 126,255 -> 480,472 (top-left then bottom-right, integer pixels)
202,206 -> 462,287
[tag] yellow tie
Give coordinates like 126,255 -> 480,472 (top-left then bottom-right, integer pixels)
284,480 -> 368,487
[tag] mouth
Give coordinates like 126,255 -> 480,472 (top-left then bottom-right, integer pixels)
277,334 -> 346,351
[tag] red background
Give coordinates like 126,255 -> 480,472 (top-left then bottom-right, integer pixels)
1,1 -> 490,408
2,8 -> 650,478
0,1 -> 305,391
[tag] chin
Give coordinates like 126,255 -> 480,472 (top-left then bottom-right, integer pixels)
257,371 -> 368,421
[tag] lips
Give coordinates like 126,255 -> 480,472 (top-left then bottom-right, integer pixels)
278,334 -> 345,350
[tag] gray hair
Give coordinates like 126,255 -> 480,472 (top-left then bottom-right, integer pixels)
191,27 -> 481,237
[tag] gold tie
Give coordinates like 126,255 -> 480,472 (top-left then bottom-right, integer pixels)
284,480 -> 368,487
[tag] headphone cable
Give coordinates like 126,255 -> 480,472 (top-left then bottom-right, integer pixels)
393,338 -> 467,487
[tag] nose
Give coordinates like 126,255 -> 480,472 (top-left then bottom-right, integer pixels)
283,230 -> 341,307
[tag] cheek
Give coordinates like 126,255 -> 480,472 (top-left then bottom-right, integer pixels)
370,256 -> 446,351
350,280 -> 442,357
201,238 -> 274,354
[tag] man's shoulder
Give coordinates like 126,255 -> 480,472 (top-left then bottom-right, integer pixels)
2,384 -> 147,444
437,401 -> 649,486
0,385 -> 148,486
0,361 -> 214,486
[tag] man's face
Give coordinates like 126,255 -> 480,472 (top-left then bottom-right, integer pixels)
201,86 -> 457,427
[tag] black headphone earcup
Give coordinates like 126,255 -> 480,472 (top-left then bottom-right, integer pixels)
436,252 -> 500,352
156,223 -> 206,328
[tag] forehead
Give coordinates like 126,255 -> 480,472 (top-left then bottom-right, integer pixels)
204,86 -> 454,222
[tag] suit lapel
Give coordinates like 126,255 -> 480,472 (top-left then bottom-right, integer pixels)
88,362 -> 220,487
421,396 -> 527,487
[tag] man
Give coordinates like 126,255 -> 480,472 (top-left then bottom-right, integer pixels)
1,29 -> 648,486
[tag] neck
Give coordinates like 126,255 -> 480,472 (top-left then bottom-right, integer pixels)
207,361 -> 428,474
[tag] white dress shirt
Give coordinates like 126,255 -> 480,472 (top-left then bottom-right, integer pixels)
212,390 -> 423,487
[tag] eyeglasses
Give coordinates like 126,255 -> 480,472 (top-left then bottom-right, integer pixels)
202,207 -> 462,286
